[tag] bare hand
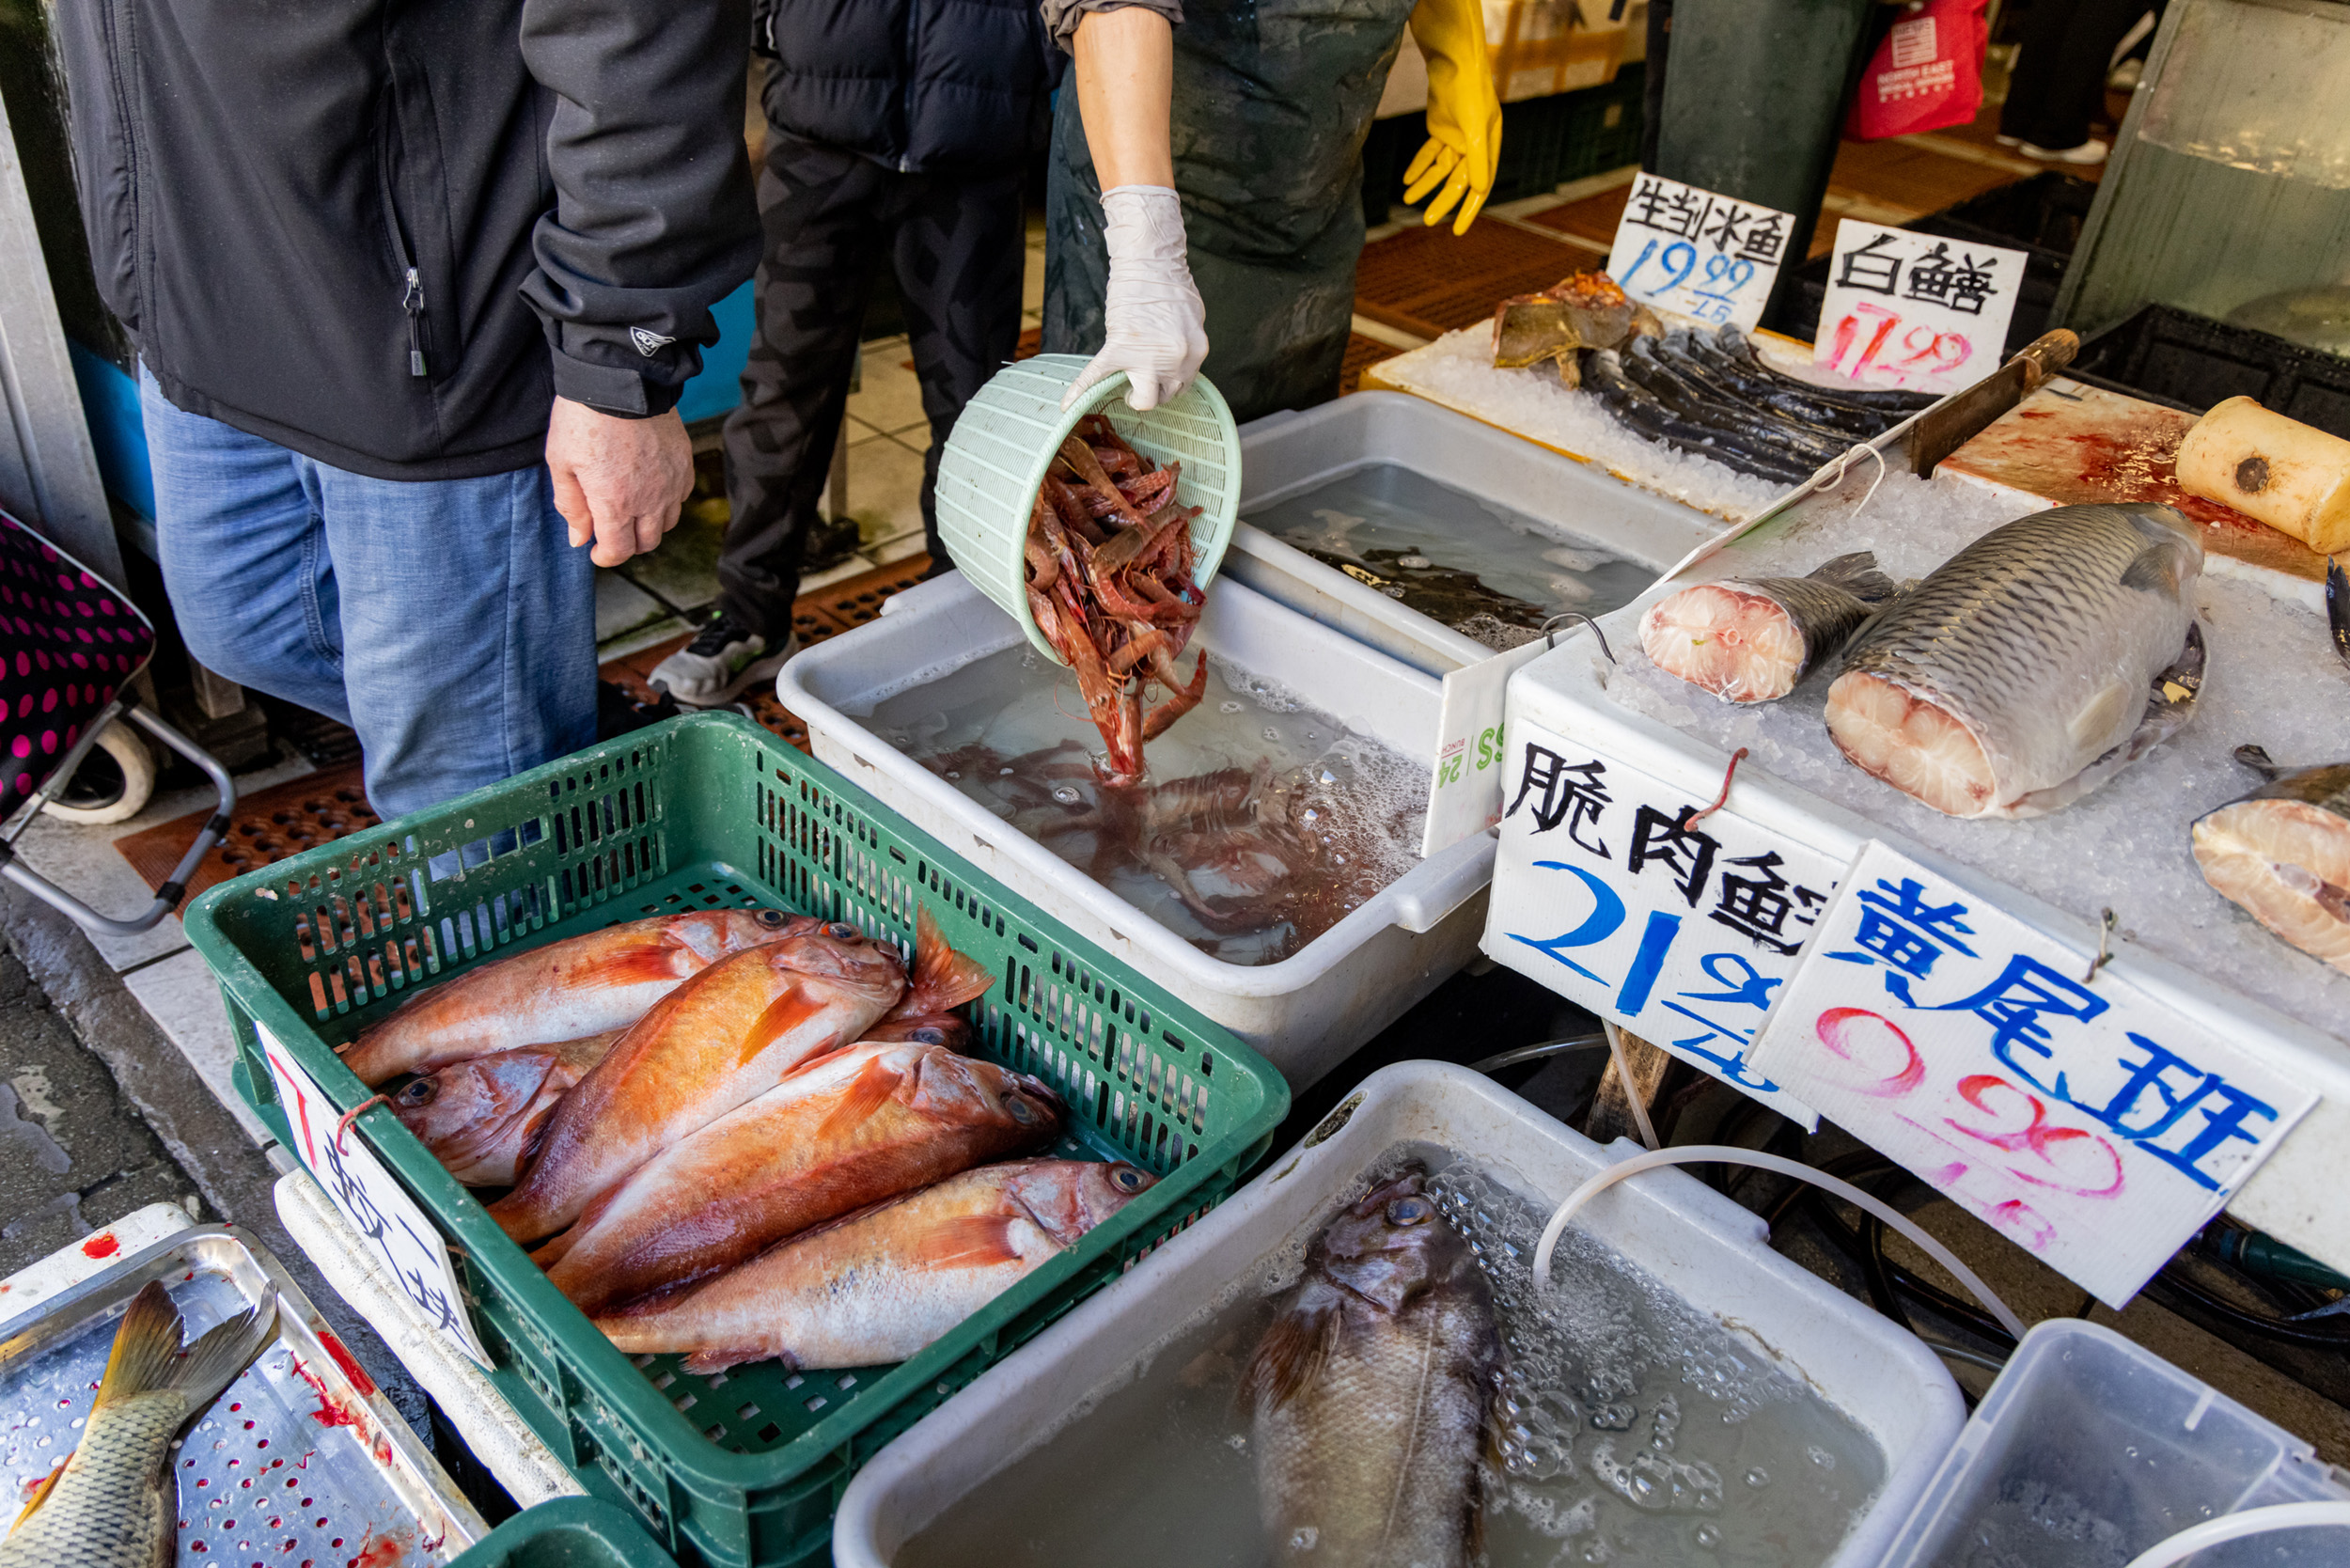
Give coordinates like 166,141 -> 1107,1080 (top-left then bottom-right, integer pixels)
545,398 -> 695,568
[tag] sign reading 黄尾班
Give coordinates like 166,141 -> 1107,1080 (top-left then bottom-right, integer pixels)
1605,174 -> 1796,334
1747,840 -> 2316,1306
1480,722 -> 1844,1121
1812,220 -> 2028,395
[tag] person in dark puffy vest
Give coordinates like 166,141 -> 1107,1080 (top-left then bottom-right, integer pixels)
651,0 -> 1061,706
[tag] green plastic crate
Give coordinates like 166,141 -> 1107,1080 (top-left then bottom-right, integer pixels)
183,713 -> 1287,1568
449,1497 -> 680,1568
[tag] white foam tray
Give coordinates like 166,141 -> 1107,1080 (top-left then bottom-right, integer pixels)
834,1059 -> 1964,1568
1225,391 -> 1721,676
778,572 -> 1494,1086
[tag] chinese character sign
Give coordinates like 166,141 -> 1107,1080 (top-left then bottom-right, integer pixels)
1812,220 -> 2027,394
1748,842 -> 2316,1305
260,1026 -> 492,1366
1423,634 -> 1561,857
1606,175 -> 1796,333
1480,723 -> 1847,1121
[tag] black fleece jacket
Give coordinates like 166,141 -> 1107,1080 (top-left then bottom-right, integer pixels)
53,0 -> 762,481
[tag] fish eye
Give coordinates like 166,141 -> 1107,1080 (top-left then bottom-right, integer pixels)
1386,1197 -> 1434,1225
1008,1096 -> 1036,1121
825,921 -> 860,941
756,909 -> 788,927
911,1025 -> 948,1044
1109,1164 -> 1147,1193
395,1079 -> 436,1106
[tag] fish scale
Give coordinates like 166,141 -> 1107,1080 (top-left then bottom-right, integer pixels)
2,1395 -> 180,1567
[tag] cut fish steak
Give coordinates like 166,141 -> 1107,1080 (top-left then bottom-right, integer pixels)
2193,746 -> 2350,977
1825,503 -> 2207,819
1640,551 -> 1901,703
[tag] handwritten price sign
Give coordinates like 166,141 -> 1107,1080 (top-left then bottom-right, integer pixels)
260,1026 -> 492,1367
1747,842 -> 2315,1305
1606,175 -> 1795,334
1480,722 -> 1845,1121
1812,220 -> 2027,394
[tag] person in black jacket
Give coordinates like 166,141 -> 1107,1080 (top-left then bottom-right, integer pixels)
649,0 -> 1059,707
52,0 -> 760,812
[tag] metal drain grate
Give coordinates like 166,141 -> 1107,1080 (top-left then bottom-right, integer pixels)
115,764 -> 379,902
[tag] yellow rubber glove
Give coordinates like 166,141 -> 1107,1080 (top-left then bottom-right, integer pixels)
1402,0 -> 1503,235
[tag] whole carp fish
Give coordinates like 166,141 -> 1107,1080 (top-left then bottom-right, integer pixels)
1641,551 -> 1901,703
488,921 -> 908,1242
1243,1168 -> 1498,1568
2193,745 -> 2350,976
1825,504 -> 2206,818
595,1158 -> 1153,1372
537,1041 -> 1063,1313
392,1029 -> 622,1186
340,908 -> 808,1086
1,1281 -> 275,1568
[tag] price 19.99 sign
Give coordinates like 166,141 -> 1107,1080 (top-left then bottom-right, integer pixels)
1812,220 -> 2028,395
1605,174 -> 1796,334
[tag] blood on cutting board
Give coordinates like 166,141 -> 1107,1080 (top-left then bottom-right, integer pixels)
320,1330 -> 379,1398
80,1232 -> 118,1260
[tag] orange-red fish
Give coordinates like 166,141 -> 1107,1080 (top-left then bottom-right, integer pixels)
339,909 -> 810,1086
390,1030 -> 622,1186
594,1158 -> 1153,1372
884,905 -> 995,1023
487,922 -> 906,1243
535,1041 -> 1062,1312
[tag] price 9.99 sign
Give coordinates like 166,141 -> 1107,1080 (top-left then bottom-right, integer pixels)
1811,220 -> 2027,395
1605,175 -> 1794,334
1748,842 -> 2313,1306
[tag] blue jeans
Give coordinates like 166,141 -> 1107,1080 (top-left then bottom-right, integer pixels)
140,368 -> 596,817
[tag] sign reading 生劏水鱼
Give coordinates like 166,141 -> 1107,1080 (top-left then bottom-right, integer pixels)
1812,219 -> 2028,395
1747,840 -> 2316,1306
1480,722 -> 1847,1121
1605,174 -> 1796,334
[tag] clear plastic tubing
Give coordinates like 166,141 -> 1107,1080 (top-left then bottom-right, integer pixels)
1531,1144 -> 2029,1342
2120,1502 -> 2350,1568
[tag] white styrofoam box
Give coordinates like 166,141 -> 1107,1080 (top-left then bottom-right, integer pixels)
778,571 -> 1495,1086
1491,604 -> 2350,1277
1883,1319 -> 2350,1567
834,1060 -> 1965,1568
1224,391 -> 1722,676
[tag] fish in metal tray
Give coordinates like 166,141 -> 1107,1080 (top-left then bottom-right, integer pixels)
2193,745 -> 2350,977
1243,1167 -> 1499,1568
1641,551 -> 1902,703
1825,503 -> 2207,819
1,1281 -> 276,1568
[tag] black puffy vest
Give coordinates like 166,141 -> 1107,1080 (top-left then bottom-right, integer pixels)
754,0 -> 1060,175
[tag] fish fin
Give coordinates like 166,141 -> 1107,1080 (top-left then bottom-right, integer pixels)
1238,1299 -> 1341,1414
1810,550 -> 1901,605
168,1299 -> 278,1407
680,1347 -> 773,1376
531,1225 -> 580,1270
816,1058 -> 906,1142
2119,541 -> 2189,596
742,982 -> 830,1065
909,1214 -> 1025,1271
887,907 -> 995,1019
2008,622 -> 2207,816
10,1456 -> 64,1529
781,1042 -> 858,1080
516,1103 -> 559,1178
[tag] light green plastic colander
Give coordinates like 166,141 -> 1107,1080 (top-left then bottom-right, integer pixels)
934,354 -> 1241,664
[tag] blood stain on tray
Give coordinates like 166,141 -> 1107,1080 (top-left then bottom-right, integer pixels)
79,1232 -> 118,1259
320,1330 -> 378,1398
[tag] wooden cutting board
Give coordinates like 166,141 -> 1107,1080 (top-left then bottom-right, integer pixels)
1936,378 -> 2331,604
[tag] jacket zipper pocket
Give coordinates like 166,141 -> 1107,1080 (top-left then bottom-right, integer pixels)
375,112 -> 429,379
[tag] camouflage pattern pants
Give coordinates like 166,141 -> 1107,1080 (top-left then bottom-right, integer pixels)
719,130 -> 1026,637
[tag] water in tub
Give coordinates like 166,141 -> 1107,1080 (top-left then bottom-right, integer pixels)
867,645 -> 1429,966
896,1145 -> 1886,1568
1245,464 -> 1657,650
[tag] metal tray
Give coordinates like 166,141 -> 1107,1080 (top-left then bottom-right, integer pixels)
0,1223 -> 487,1566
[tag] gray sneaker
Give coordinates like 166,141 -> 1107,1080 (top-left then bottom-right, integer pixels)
649,614 -> 795,707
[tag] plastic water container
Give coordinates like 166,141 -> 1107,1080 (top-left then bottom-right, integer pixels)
833,1059 -> 1966,1568
1225,391 -> 1722,675
1881,1318 -> 2350,1566
933,355 -> 1242,663
777,572 -> 1496,1086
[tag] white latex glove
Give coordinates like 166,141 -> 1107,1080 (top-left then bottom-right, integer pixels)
1061,185 -> 1208,413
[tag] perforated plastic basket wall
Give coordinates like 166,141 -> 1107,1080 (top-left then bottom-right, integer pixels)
932,354 -> 1240,663
182,712 -> 1286,1568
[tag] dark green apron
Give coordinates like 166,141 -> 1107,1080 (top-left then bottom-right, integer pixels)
1042,0 -> 1418,424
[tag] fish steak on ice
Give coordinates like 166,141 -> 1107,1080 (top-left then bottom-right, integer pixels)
339,907 -> 809,1086
487,921 -> 908,1243
537,1041 -> 1062,1313
0,1281 -> 275,1568
1243,1167 -> 1499,1568
594,1158 -> 1153,1372
391,1028 -> 622,1186
1640,551 -> 1902,703
1825,503 -> 2207,819
2193,746 -> 2350,976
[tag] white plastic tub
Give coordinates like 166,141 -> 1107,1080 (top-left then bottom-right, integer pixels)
1226,391 -> 1723,675
778,571 -> 1494,1086
1882,1318 -> 2350,1567
834,1059 -> 1966,1568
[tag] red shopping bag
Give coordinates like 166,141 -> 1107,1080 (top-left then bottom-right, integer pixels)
1845,0 -> 1988,140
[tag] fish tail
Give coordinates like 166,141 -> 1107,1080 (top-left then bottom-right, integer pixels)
94,1282 -> 276,1419
888,907 -> 995,1019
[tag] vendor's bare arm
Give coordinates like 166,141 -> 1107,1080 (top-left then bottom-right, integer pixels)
1068,6 -> 1176,188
